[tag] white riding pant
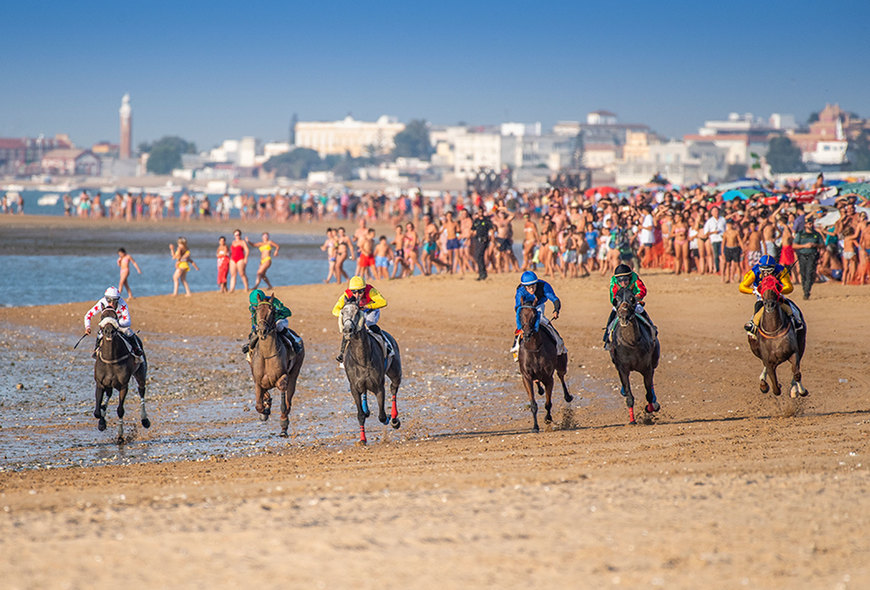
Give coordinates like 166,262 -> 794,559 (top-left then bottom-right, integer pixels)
539,315 -> 567,355
336,308 -> 380,332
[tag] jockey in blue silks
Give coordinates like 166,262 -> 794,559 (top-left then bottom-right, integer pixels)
510,271 -> 567,360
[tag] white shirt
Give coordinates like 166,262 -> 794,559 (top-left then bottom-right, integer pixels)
704,216 -> 726,243
639,213 -> 655,245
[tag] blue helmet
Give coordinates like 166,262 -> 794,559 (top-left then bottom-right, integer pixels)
520,271 -> 539,286
759,255 -> 777,269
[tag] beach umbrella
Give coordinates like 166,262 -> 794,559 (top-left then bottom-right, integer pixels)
721,189 -> 749,201
584,186 -> 619,198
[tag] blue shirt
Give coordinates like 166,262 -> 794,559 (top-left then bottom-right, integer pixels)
515,281 -> 560,330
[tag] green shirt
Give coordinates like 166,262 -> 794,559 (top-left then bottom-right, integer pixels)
794,229 -> 823,254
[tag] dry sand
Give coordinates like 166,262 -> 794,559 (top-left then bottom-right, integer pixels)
0,216 -> 868,589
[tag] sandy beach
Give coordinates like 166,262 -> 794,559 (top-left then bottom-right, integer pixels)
0,215 -> 868,589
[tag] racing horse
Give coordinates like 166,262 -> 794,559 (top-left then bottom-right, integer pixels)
93,308 -> 149,440
339,299 -> 401,444
249,293 -> 305,437
607,287 -> 661,424
748,275 -> 807,398
517,305 -> 572,432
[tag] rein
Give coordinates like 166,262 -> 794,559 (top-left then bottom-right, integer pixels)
256,301 -> 284,359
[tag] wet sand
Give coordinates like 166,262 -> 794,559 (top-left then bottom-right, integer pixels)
1,216 -> 868,589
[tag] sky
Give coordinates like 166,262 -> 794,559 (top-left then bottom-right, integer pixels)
2,0 -> 869,150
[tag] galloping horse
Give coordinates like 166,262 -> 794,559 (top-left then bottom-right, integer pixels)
748,275 -> 807,398
249,293 -> 305,437
339,300 -> 401,444
517,305 -> 572,432
93,308 -> 149,440
607,287 -> 661,424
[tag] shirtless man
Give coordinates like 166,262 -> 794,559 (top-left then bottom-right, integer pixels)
458,208 -> 474,274
743,218 -> 763,275
521,213 -> 539,271
721,220 -> 744,283
373,235 -> 393,280
442,211 -> 460,273
421,214 -> 448,275
492,207 -> 519,272
117,248 -> 142,298
358,228 -> 377,282
352,218 -> 369,276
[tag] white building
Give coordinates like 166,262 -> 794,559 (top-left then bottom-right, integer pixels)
803,140 -> 848,166
294,115 -> 405,157
238,137 -> 258,167
209,139 -> 240,163
616,141 -> 727,187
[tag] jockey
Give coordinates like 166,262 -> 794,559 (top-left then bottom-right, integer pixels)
510,270 -> 566,360
84,286 -> 143,359
603,264 -> 653,350
332,275 -> 388,363
738,254 -> 802,335
242,289 -> 298,354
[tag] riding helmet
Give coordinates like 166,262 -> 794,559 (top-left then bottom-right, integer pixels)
759,255 -> 777,269
520,271 -> 539,286
348,275 -> 366,290
249,289 -> 266,305
614,264 -> 633,278
104,286 -> 120,300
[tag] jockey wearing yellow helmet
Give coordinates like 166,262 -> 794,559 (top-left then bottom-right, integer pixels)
332,275 -> 387,363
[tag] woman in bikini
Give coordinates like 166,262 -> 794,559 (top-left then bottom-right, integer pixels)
320,228 -> 338,283
334,227 -> 353,283
403,221 -> 421,277
170,236 -> 199,296
247,232 -> 279,290
671,213 -> 690,275
216,236 -> 230,293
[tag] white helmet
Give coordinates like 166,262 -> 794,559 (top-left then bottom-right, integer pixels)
104,286 -> 120,300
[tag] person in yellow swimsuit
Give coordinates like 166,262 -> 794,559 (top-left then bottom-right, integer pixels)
247,232 -> 279,290
169,236 -> 199,296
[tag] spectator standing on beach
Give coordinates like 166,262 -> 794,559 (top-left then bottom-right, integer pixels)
320,228 -> 339,284
170,237 -> 199,296
793,216 -> 824,299
335,227 -> 354,283
247,232 -> 279,290
216,236 -> 230,293
228,229 -> 250,292
117,248 -> 142,298
373,235 -> 394,280
471,208 -> 494,280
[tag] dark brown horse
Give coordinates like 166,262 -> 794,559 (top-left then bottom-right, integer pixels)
339,300 -> 401,444
249,293 -> 305,437
748,275 -> 807,398
607,287 -> 660,425
517,305 -> 572,432
93,308 -> 149,441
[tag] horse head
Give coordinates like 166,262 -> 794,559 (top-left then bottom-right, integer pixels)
519,305 -> 540,340
255,294 -> 276,339
340,299 -> 365,337
615,287 -> 637,326
759,275 -> 783,313
98,308 -> 120,340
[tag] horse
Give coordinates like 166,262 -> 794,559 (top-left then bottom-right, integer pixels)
249,293 -> 305,437
339,300 -> 402,444
748,275 -> 807,398
607,287 -> 661,424
517,305 -> 572,432
93,308 -> 149,441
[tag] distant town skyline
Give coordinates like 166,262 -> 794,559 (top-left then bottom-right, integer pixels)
2,1 -> 869,149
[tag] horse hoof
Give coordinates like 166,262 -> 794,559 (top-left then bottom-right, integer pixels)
355,439 -> 367,447
629,420 -> 637,425
378,415 -> 388,425
141,418 -> 151,429
279,431 -> 289,438
390,418 -> 401,429
646,402 -> 660,413
532,425 -> 540,433
565,394 -> 574,403
544,416 -> 553,424
799,387 -> 809,397
759,382 -> 769,394
98,419 -> 107,431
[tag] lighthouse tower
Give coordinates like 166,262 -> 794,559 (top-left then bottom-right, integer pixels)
119,93 -> 132,159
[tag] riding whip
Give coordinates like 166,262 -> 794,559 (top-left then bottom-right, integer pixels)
73,333 -> 88,349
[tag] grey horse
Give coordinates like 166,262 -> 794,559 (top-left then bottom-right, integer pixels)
339,300 -> 402,444
607,287 -> 661,425
93,308 -> 150,441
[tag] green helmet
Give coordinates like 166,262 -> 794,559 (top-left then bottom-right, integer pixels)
249,289 -> 266,306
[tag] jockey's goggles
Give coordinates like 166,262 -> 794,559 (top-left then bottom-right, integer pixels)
351,289 -> 365,295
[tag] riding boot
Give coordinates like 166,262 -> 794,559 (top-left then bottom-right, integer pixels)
279,328 -> 298,353
242,331 -> 258,354
130,335 -> 144,359
510,329 -> 521,362
336,335 -> 348,363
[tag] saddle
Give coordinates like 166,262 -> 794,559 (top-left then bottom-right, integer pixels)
368,327 -> 395,370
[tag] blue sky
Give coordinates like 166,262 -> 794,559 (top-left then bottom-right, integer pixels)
2,0 -> 868,150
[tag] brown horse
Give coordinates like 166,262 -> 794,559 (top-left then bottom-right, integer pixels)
93,308 -> 149,441
249,294 -> 305,437
517,305 -> 572,432
748,275 -> 807,398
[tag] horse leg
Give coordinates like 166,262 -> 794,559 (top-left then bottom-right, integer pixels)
351,387 -> 368,444
523,376 -> 539,433
787,352 -> 807,398
135,367 -> 150,428
116,385 -> 129,443
767,363 -> 782,397
643,369 -> 660,413
556,355 -> 573,403
280,374 -> 293,438
94,384 -> 107,431
255,385 -> 270,421
376,381 -> 388,425
543,376 -> 555,425
759,366 -> 770,394
618,369 -> 636,425
388,371 -> 400,429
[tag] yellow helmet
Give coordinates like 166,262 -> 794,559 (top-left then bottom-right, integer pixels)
348,276 -> 365,290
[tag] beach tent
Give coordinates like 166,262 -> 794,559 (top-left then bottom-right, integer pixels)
836,181 -> 870,200
721,189 -> 749,201
584,186 -> 619,198
709,180 -> 763,194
